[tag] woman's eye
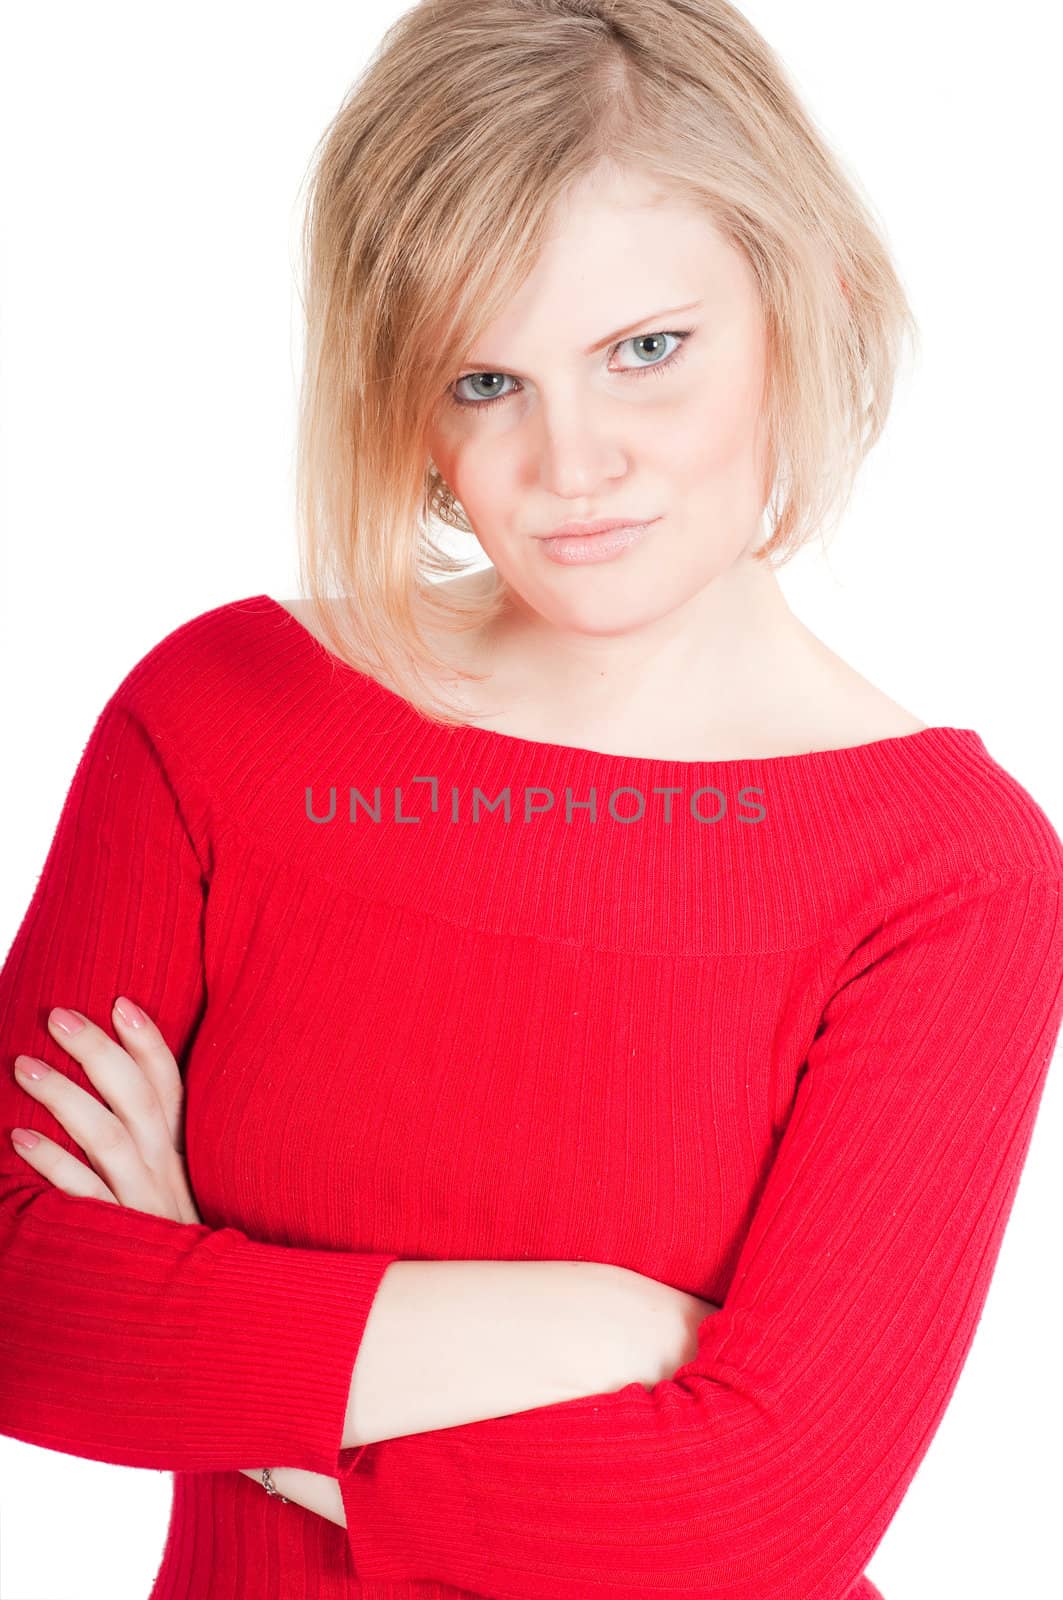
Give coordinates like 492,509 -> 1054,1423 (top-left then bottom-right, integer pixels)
452,371 -> 514,407
448,329 -> 692,411
614,330 -> 685,370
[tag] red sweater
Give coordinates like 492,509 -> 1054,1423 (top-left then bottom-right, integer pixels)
3,591 -> 1063,1600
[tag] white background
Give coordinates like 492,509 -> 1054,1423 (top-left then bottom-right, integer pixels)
1,3 -> 1061,1596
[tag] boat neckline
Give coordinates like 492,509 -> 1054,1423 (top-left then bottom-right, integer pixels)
252,593 -> 983,775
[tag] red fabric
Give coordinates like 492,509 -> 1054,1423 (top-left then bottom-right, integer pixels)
2,591 -> 1062,1600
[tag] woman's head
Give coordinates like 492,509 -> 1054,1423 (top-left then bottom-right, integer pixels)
294,0 -> 918,723
426,162 -> 776,648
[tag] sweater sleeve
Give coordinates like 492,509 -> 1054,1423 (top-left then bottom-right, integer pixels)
0,688 -> 401,1476
338,867 -> 1063,1599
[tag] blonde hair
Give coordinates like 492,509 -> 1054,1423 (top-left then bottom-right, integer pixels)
293,0 -> 919,726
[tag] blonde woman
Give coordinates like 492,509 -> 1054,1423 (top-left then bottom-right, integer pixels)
3,3 -> 1062,1598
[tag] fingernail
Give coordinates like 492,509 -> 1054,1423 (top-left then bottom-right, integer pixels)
114,996 -> 146,1028
49,1007 -> 85,1035
11,1128 -> 40,1151
15,1056 -> 51,1080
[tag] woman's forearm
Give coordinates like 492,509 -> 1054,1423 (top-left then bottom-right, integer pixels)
343,1258 -> 681,1448
249,1262 -> 718,1527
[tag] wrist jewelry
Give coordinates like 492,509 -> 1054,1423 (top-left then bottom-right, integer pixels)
261,1467 -> 290,1504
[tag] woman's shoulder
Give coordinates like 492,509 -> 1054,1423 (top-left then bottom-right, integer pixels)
96,594 -> 303,790
114,593 -> 280,698
782,629 -> 931,748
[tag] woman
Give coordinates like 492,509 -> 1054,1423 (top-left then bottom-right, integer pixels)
3,2 -> 1062,1597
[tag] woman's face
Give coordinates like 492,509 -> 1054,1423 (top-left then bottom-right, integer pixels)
426,166 -> 775,636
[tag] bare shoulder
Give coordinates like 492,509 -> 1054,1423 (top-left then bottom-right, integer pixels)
274,572 -> 490,649
840,699 -> 930,741
801,636 -> 929,742
864,702 -> 929,737
275,596 -> 313,626
272,576 -> 493,675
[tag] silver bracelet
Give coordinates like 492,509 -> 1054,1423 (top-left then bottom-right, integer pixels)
261,1467 -> 290,1504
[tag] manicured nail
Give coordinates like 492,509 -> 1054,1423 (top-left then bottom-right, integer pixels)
114,996 -> 146,1028
11,1128 -> 40,1151
49,1007 -> 85,1035
15,1057 -> 51,1080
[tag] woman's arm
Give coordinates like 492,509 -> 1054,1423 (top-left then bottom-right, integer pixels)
261,1262 -> 717,1528
344,1258 -> 718,1448
8,985 -> 717,1517
335,871 -> 1063,1598
0,692 -> 399,1480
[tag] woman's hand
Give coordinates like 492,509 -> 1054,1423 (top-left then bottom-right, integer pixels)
609,1265 -> 724,1389
10,997 -> 202,1223
9,998 -> 342,1525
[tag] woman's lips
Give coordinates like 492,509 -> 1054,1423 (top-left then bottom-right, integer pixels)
538,519 -> 659,565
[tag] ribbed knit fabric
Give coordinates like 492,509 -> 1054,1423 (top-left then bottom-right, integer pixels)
2,591 -> 1062,1600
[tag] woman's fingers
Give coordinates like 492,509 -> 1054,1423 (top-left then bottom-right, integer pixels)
14,1039 -> 157,1211
33,1006 -> 173,1166
110,995 -> 188,1154
8,1123 -> 118,1205
11,1000 -> 201,1224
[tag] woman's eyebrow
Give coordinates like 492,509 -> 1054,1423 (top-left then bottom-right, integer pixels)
464,299 -> 704,369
